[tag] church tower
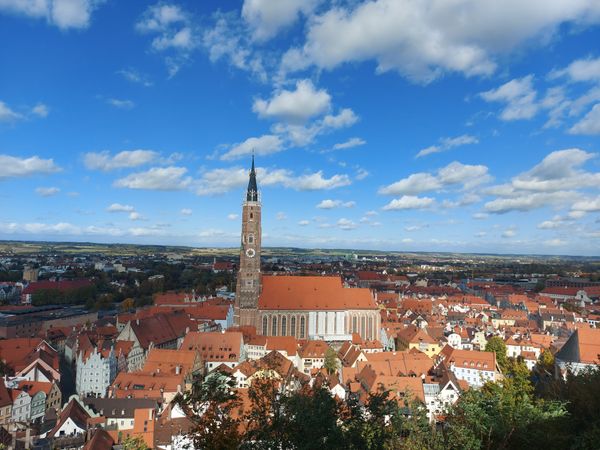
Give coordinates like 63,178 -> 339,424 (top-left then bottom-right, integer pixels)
234,155 -> 262,328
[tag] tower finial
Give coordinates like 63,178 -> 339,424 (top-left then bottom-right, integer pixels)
246,153 -> 258,202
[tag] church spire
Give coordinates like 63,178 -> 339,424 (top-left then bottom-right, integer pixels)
246,153 -> 258,202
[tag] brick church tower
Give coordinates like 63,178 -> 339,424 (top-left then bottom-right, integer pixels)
234,155 -> 262,328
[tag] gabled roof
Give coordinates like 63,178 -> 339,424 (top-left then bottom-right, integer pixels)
258,276 -> 377,311
363,351 -> 433,377
556,327 -> 600,365
265,336 -> 297,356
48,397 -> 91,438
83,429 -> 114,450
0,381 -> 11,407
396,325 -> 436,345
181,331 -> 243,363
298,340 -> 330,359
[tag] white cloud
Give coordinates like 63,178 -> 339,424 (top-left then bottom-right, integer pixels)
331,137 -> 366,151
106,98 -> 135,110
572,196 -> 600,212
337,218 -> 357,230
136,3 -> 197,76
316,199 -> 355,209
180,208 -> 193,216
0,0 -> 103,30
221,134 -> 283,160
472,212 -> 489,220
203,11 -> 267,82
195,166 -> 351,195
0,155 -> 60,179
107,203 -> 135,213
83,150 -> 158,171
416,134 -> 478,158
382,195 -> 434,211
227,213 -> 239,220
276,211 -> 287,220
35,186 -> 60,197
485,191 -> 577,213
242,0 -> 320,42
281,0 -> 600,83
355,168 -> 369,181
379,161 -> 490,195
114,166 -> 191,191
502,228 -> 517,238
253,80 -> 331,124
551,56 -> 600,83
298,219 -> 310,226
0,100 -> 24,122
129,212 -> 143,221
537,216 -> 567,229
480,75 -> 538,120
117,68 -> 153,87
321,108 -> 358,128
569,103 -> 600,135
379,173 -> 441,196
545,238 -> 567,246
510,149 -> 600,191
294,171 -> 351,191
31,103 -> 49,118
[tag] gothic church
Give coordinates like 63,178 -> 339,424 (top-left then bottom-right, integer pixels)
234,157 -> 380,343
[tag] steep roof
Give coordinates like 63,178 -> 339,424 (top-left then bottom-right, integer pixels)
363,351 -> 433,377
556,327 -> 600,365
265,336 -> 298,356
181,331 -> 243,363
440,346 -> 496,371
48,397 -> 91,438
0,381 -> 11,407
258,276 -> 377,310
83,429 -> 114,450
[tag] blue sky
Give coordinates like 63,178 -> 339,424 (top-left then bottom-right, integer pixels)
1,0 -> 600,255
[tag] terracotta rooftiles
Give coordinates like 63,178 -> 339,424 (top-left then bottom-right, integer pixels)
258,276 -> 377,311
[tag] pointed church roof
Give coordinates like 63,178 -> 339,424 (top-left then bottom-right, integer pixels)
246,154 -> 258,202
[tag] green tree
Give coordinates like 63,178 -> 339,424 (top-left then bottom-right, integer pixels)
485,335 -> 508,369
121,435 -> 149,450
444,366 -> 567,450
120,297 -> 135,312
180,372 -> 242,450
323,347 -> 340,375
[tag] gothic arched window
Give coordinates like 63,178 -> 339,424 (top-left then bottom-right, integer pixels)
290,316 -> 296,337
368,316 -> 373,340
352,316 -> 358,334
361,316 -> 366,339
262,316 -> 268,336
281,316 -> 287,336
299,317 -> 305,339
272,316 -> 278,336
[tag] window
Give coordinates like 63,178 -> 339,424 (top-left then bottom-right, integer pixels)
290,316 -> 296,337
248,234 -> 254,244
300,317 -> 305,339
281,316 -> 287,336
262,317 -> 268,335
361,316 -> 366,338
250,212 -> 254,220
272,316 -> 278,336
368,316 -> 373,340
352,316 -> 358,333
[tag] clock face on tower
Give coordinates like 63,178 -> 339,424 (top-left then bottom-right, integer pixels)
246,248 -> 256,258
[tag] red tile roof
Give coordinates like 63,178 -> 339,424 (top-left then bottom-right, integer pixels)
258,276 -> 377,310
